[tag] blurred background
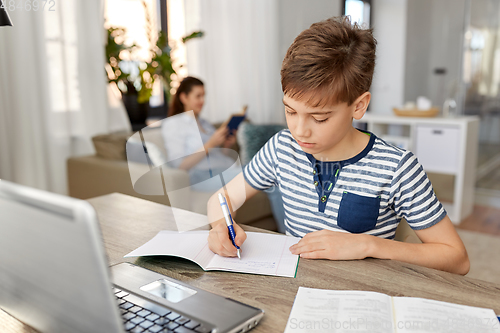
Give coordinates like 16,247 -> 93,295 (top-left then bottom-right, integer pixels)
0,0 -> 499,231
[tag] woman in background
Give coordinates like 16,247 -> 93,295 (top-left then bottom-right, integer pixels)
161,76 -> 238,191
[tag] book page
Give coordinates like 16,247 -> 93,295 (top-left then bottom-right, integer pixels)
284,287 -> 395,333
207,232 -> 300,277
124,231 -> 300,277
124,231 -> 214,269
392,297 -> 500,333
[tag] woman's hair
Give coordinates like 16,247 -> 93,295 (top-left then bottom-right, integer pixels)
281,16 -> 376,107
168,76 -> 204,117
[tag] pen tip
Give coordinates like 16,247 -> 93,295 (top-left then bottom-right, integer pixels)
237,249 -> 241,259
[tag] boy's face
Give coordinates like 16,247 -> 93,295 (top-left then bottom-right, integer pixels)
283,92 -> 370,160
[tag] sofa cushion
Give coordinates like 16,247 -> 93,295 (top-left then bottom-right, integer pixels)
91,131 -> 131,160
91,127 -> 168,168
237,123 -> 286,165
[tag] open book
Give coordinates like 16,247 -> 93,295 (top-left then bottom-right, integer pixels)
223,105 -> 248,133
124,231 -> 300,278
285,287 -> 500,333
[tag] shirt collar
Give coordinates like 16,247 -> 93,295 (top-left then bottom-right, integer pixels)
305,129 -> 376,166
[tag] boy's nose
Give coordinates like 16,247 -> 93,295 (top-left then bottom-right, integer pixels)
295,118 -> 311,138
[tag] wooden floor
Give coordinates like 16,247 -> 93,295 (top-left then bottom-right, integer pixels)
457,205 -> 500,236
456,142 -> 500,234
436,142 -> 500,235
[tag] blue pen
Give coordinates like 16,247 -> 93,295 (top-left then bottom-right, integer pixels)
218,193 -> 241,259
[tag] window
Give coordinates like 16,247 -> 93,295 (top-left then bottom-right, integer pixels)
44,1 -> 81,112
104,0 -> 164,106
343,0 -> 371,28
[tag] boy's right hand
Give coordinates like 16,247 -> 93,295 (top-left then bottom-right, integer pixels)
208,221 -> 247,257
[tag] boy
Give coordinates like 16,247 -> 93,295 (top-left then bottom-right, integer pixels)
206,16 -> 469,275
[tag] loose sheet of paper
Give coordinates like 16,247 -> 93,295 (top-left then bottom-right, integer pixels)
392,297 -> 500,333
124,231 -> 300,278
284,287 -> 395,333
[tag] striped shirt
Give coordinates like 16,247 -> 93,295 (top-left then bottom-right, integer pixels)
243,129 -> 447,239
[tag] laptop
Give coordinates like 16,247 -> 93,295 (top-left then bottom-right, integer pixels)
0,180 -> 264,333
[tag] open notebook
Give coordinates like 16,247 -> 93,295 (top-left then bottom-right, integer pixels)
284,287 -> 500,333
125,231 -> 300,278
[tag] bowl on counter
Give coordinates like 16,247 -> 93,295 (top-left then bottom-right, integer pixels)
392,107 -> 439,117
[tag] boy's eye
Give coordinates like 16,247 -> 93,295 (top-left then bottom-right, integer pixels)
285,109 -> 295,115
313,118 -> 329,123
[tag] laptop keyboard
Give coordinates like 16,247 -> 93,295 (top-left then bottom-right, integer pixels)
114,288 -> 212,333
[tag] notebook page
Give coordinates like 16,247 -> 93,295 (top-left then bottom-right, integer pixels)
124,231 -> 214,269
284,287 -> 395,333
392,297 -> 500,333
207,232 -> 300,277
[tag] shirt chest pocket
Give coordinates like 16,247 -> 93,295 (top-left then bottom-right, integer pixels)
337,192 -> 381,233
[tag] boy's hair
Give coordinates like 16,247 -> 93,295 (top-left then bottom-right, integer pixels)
281,16 -> 376,107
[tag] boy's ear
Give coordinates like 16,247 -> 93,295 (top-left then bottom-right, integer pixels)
352,92 -> 371,120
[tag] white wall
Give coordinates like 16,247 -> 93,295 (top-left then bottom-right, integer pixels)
277,0 -> 342,62
404,0 -> 432,106
369,0 -> 408,114
404,0 -> 466,109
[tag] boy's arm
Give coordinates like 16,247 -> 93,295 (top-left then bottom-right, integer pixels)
364,150 -> 469,274
207,172 -> 260,257
290,215 -> 470,275
368,215 -> 470,274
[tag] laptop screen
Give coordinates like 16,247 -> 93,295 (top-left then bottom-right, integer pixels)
0,180 -> 124,333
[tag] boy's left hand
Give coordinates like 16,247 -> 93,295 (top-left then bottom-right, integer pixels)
289,230 -> 371,260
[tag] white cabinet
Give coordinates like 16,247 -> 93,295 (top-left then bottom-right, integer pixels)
355,114 -> 479,224
415,125 -> 460,174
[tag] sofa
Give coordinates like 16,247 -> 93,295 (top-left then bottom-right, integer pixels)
67,126 -> 278,231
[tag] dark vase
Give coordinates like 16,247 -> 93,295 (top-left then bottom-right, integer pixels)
122,83 -> 149,128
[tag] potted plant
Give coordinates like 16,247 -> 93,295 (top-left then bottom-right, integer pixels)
105,2 -> 203,126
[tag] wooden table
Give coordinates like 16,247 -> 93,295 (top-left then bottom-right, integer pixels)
2,193 -> 500,333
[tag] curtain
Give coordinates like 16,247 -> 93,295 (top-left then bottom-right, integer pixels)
182,0 -> 284,125
0,0 -> 130,194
